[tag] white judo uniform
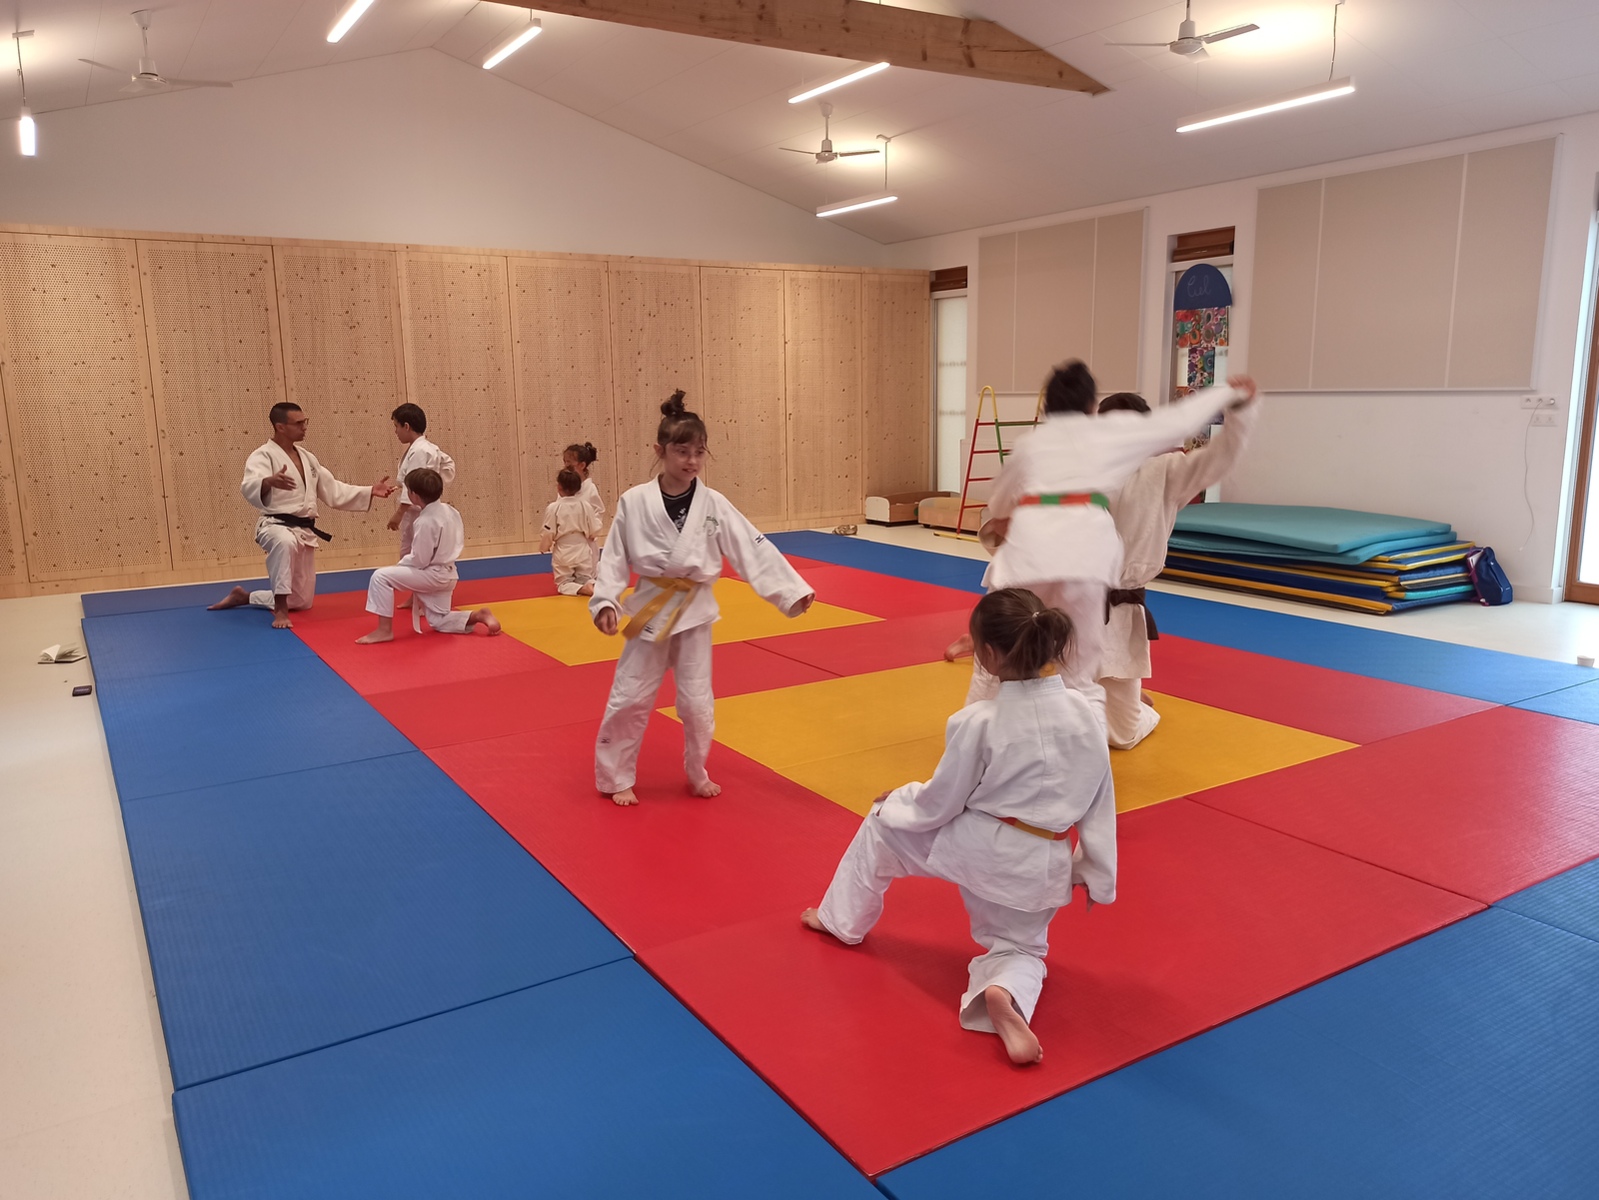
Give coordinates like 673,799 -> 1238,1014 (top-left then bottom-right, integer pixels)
972,385 -> 1245,717
590,479 -> 813,795
543,494 -> 602,595
817,674 -> 1116,1032
577,475 -> 605,573
393,436 -> 456,556
240,442 -> 374,612
1102,399 -> 1260,749
365,501 -> 473,634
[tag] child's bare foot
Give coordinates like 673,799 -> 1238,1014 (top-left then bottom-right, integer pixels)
468,608 -> 501,635
208,586 -> 250,611
690,779 -> 721,797
944,633 -> 973,662
271,612 -> 294,629
1141,690 -> 1156,708
579,583 -> 594,596
984,985 -> 1042,1065
355,628 -> 392,644
611,788 -> 638,807
800,907 -> 828,934
397,596 -> 412,610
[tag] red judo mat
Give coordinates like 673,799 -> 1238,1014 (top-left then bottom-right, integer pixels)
295,562 -> 1559,1174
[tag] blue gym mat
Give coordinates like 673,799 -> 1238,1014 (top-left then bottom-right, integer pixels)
1515,678 -> 1599,725
880,908 -> 1599,1200
83,608 -> 317,680
96,658 -> 413,801
123,752 -> 627,1088
1498,858 -> 1599,944
174,959 -> 881,1200
770,531 -> 987,592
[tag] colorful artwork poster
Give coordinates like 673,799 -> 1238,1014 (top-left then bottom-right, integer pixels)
1172,263 -> 1232,397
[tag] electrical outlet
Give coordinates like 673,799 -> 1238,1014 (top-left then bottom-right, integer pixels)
1521,395 -> 1558,409
1530,410 -> 1559,427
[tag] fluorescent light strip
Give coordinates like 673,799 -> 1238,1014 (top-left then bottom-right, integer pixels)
1177,77 -> 1354,133
18,107 -> 35,157
327,0 -> 378,44
789,61 -> 889,104
483,19 -> 542,69
817,192 -> 897,218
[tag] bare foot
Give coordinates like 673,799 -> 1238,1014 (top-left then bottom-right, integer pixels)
469,608 -> 501,635
579,583 -> 594,596
355,629 -> 393,644
800,907 -> 828,933
690,779 -> 722,797
984,985 -> 1042,1065
611,788 -> 638,807
1141,690 -> 1156,708
208,586 -> 250,611
944,633 -> 973,662
397,597 -> 412,610
271,612 -> 294,630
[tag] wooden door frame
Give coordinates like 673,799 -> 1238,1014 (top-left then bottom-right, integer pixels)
1565,292 -> 1599,604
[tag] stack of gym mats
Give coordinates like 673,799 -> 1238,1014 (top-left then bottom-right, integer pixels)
1162,503 -> 1480,614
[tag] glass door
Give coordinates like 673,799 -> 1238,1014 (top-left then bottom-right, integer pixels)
933,295 -> 968,493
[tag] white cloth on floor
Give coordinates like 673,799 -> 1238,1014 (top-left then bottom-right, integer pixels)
240,441 -> 372,609
365,502 -> 470,633
595,622 -> 714,793
543,495 -> 602,595
393,436 -> 456,556
1103,675 -> 1159,751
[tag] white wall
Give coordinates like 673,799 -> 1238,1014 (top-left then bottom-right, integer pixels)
0,48 -> 887,268
891,113 -> 1599,602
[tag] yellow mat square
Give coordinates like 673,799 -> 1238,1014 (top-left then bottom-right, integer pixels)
490,577 -> 879,665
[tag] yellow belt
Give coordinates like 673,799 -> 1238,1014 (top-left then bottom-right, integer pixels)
622,577 -> 699,641
998,815 -> 1072,841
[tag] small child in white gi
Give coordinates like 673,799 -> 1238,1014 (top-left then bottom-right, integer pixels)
386,403 -> 456,555
356,468 -> 500,644
591,391 -> 815,807
562,442 -> 605,535
803,587 -> 1117,1066
542,468 -> 603,596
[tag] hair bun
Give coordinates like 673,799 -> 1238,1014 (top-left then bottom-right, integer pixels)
661,389 -> 687,417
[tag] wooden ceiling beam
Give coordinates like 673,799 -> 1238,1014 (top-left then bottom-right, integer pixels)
527,0 -> 1109,94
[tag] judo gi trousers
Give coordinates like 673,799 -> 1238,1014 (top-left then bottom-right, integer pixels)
552,543 -> 595,596
595,622 -> 714,794
818,814 -> 1056,1032
1103,675 -> 1160,750
966,579 -> 1108,730
248,523 -> 317,612
366,565 -> 472,633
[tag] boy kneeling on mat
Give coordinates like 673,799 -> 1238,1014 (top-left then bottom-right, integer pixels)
357,468 -> 500,644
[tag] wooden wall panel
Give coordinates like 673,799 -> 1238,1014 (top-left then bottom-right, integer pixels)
399,253 -> 524,546
0,368 -> 25,584
274,244 -> 408,557
1013,219 -> 1095,393
864,272 -> 931,496
975,233 -> 1017,392
786,271 -> 863,523
699,268 -> 788,526
1090,209 -> 1146,392
510,258 -> 616,530
0,234 -> 168,581
609,263 -> 702,492
140,240 -> 285,569
1250,180 -> 1323,391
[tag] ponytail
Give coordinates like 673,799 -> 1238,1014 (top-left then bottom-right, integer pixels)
563,441 -> 599,466
968,588 -> 1072,678
656,389 -> 708,449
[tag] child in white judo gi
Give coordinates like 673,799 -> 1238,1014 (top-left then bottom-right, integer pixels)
803,587 -> 1117,1066
387,403 -> 456,556
542,468 -> 603,596
590,391 -> 815,807
1094,387 -> 1260,749
209,401 -> 396,629
563,442 -> 605,532
356,468 -> 500,644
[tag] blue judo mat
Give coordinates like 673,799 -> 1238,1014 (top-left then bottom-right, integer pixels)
1498,858 -> 1599,944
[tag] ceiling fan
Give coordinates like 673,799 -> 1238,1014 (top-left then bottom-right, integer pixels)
780,101 -> 880,164
79,9 -> 232,94
1107,0 -> 1259,59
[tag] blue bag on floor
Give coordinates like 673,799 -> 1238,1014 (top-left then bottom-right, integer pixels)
1466,547 -> 1513,606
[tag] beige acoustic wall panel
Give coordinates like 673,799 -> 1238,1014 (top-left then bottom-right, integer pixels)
275,245 -> 409,557
975,233 -> 1017,393
609,262 -> 702,492
0,234 -> 168,581
786,271 -> 864,523
399,253 -> 524,546
140,241 -> 286,570
1249,180 -> 1324,391
1448,138 -> 1558,388
863,273 -> 931,496
700,267 -> 787,526
1013,219 -> 1095,395
510,257 -> 616,530
1313,156 -> 1464,389
1090,210 -> 1146,392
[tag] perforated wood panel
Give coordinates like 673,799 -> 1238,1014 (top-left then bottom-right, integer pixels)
141,241 -> 286,569
863,273 -> 930,496
700,268 -> 787,525
0,234 -> 168,581
275,245 -> 409,556
399,253 -> 524,546
0,378 -> 25,583
609,263 -> 702,492
1090,210 -> 1145,392
509,258 -> 616,531
786,271 -> 863,523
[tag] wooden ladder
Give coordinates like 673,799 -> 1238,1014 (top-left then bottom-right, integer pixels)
937,385 -> 1042,541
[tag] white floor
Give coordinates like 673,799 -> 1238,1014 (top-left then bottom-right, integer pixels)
3,528 -> 1596,1198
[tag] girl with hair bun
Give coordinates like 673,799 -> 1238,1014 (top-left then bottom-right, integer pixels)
803,587 -> 1117,1066
562,441 -> 604,573
590,390 -> 815,806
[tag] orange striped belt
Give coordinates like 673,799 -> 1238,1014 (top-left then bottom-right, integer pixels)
1018,492 -> 1109,510
999,816 -> 1072,841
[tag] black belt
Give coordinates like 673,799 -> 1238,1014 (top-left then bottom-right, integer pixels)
1106,587 -> 1158,640
269,513 -> 333,542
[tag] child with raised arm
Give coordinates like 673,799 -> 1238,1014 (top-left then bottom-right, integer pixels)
542,468 -> 603,596
591,391 -> 814,807
356,468 -> 500,644
1094,386 -> 1261,748
803,587 -> 1116,1066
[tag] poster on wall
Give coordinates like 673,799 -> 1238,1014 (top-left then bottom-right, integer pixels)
1171,262 -> 1231,399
